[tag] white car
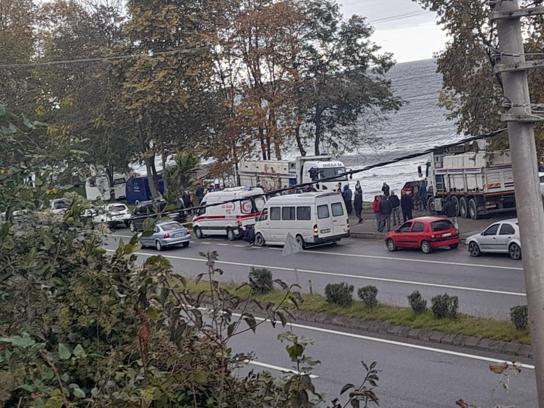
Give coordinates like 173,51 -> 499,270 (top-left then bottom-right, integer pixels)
95,203 -> 131,228
466,219 -> 522,260
50,198 -> 69,215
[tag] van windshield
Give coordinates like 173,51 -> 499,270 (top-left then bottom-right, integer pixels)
319,167 -> 348,181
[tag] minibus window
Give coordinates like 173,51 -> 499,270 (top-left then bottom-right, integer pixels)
317,205 -> 329,219
297,206 -> 311,220
282,207 -> 295,220
270,207 -> 281,220
331,203 -> 344,217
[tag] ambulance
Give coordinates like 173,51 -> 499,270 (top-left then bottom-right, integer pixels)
192,187 -> 266,240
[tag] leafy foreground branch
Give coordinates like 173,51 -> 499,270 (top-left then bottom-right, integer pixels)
0,214 -> 379,407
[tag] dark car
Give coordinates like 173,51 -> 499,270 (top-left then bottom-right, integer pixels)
128,200 -> 167,232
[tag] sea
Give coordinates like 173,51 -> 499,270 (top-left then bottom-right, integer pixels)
341,58 -> 462,198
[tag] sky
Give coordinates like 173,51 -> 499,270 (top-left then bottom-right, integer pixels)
339,0 -> 447,63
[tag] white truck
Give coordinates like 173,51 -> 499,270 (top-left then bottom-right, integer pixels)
425,140 -> 517,219
238,156 -> 349,192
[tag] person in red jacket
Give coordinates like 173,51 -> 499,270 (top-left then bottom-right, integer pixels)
372,195 -> 381,231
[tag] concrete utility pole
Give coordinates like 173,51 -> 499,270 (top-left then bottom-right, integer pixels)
492,0 -> 544,404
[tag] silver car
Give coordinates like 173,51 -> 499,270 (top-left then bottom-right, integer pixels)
466,219 -> 521,260
139,221 -> 191,251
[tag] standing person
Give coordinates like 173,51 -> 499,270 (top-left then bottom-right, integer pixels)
336,182 -> 342,193
401,191 -> 414,222
372,195 -> 381,230
195,183 -> 205,204
419,183 -> 428,210
381,182 -> 390,197
443,194 -> 458,228
354,181 -> 363,223
378,195 -> 392,232
389,191 -> 401,226
342,184 -> 353,215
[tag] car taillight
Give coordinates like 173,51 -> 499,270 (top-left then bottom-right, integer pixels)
163,233 -> 170,238
313,224 -> 318,234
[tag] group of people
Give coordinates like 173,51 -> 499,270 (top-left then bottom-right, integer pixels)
340,181 -> 364,223
371,182 -> 415,232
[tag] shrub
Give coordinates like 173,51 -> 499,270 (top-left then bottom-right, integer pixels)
431,293 -> 458,319
510,305 -> 528,330
407,290 -> 427,314
325,283 -> 354,306
358,286 -> 378,308
249,267 -> 273,294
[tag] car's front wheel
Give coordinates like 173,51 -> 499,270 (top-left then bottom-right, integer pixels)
194,227 -> 204,239
421,240 -> 432,254
129,221 -> 135,232
449,243 -> 459,250
509,243 -> 522,260
386,239 -> 397,252
468,241 -> 481,257
255,233 -> 265,247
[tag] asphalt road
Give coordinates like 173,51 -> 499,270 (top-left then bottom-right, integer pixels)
229,318 -> 537,407
104,230 -> 526,319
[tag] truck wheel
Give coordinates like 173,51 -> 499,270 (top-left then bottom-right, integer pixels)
468,198 -> 479,220
227,228 -> 236,241
459,197 -> 468,218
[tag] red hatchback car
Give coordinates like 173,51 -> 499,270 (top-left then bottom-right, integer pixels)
385,216 -> 460,254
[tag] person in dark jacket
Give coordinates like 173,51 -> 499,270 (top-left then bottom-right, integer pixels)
353,181 -> 363,223
342,184 -> 353,215
400,191 -> 414,222
378,196 -> 392,232
381,182 -> 390,197
443,195 -> 458,228
371,195 -> 381,230
195,184 -> 205,204
389,191 -> 401,226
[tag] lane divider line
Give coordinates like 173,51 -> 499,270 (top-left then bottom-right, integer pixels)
104,249 -> 526,297
106,234 -> 522,271
234,313 -> 535,371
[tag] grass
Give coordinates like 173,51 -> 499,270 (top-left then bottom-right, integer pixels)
184,280 -> 531,345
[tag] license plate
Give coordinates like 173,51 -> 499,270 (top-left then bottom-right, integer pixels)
320,229 -> 331,234
173,233 -> 183,238
442,233 -> 452,237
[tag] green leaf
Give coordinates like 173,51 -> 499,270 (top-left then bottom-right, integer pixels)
340,383 -> 354,395
286,343 -> 304,362
69,384 -> 85,398
0,333 -> 36,348
73,344 -> 85,358
58,343 -> 71,360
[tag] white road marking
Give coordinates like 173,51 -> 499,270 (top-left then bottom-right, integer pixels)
245,360 -> 319,378
235,314 -> 535,371
104,249 -> 526,297
217,243 -> 230,246
106,234 -> 522,271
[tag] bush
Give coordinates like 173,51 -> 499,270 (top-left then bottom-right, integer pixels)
358,286 -> 378,308
249,267 -> 273,294
510,305 -> 528,330
431,293 -> 458,319
407,290 -> 427,314
325,283 -> 354,306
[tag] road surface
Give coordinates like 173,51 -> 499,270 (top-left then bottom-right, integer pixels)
104,230 -> 526,319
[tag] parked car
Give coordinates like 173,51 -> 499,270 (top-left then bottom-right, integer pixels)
50,198 -> 69,215
385,216 -> 459,254
466,219 -> 521,260
254,192 -> 350,248
128,200 -> 167,232
95,203 -> 131,228
139,221 -> 191,251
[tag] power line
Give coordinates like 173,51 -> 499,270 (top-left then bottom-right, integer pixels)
0,47 -> 206,69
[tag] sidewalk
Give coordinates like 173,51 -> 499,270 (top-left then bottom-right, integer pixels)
349,209 -> 515,241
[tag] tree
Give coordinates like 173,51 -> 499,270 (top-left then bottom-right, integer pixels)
289,0 -> 402,156
414,0 -> 544,156
120,0 -> 217,201
163,151 -> 200,203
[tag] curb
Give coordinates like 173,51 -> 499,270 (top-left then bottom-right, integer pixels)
288,309 -> 532,360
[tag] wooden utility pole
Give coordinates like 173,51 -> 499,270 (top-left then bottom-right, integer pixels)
491,0 -> 544,404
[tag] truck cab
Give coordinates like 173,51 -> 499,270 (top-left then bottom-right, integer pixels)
296,156 -> 349,191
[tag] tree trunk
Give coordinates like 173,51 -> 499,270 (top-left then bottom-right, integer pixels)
161,151 -> 169,196
106,165 -> 115,201
145,156 -> 160,201
314,106 -> 323,156
232,142 -> 241,186
294,124 -> 306,157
